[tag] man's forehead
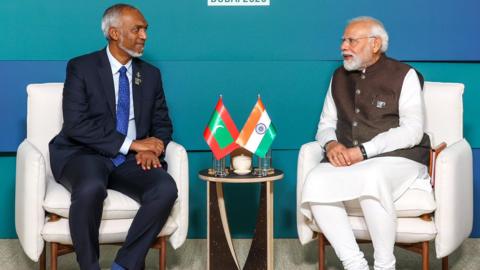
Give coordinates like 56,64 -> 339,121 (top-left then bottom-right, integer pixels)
120,8 -> 147,25
344,22 -> 371,36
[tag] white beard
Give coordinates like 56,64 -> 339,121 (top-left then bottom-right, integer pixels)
343,54 -> 363,71
119,36 -> 143,58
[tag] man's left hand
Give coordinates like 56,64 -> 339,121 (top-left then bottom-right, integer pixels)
345,147 -> 364,165
135,151 -> 161,170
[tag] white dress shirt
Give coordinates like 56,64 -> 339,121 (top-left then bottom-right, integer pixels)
106,46 -> 137,155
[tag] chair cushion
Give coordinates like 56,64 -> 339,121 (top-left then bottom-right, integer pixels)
309,216 -> 437,243
26,83 -> 64,179
423,82 -> 464,147
306,187 -> 437,243
43,177 -> 178,220
344,188 -> 436,218
42,217 -> 177,245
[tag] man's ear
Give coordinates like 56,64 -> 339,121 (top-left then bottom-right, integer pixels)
108,27 -> 120,41
372,37 -> 382,53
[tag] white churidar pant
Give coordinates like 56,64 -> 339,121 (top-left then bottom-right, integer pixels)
302,156 -> 430,269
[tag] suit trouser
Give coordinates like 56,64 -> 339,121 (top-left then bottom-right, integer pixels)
310,197 -> 396,270
58,153 -> 178,270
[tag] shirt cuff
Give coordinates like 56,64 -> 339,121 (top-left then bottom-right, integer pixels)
119,137 -> 133,155
362,141 -> 378,158
316,129 -> 337,148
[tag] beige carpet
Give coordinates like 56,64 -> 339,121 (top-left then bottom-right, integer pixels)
1,238 -> 479,269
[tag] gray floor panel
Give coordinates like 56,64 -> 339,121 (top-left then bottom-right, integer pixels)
1,238 -> 478,269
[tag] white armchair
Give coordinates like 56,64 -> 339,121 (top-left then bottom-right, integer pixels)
15,83 -> 189,270
297,82 -> 473,270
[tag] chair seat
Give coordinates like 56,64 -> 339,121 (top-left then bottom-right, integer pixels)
42,217 -> 178,245
43,177 -> 178,220
344,188 -> 436,218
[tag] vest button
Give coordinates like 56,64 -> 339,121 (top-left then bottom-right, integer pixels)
356,89 -> 361,95
353,140 -> 358,146
361,74 -> 366,79
355,108 -> 360,114
353,121 -> 358,127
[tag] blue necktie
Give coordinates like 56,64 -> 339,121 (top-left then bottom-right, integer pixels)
112,66 -> 130,166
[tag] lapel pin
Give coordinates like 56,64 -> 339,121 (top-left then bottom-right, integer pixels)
135,72 -> 142,86
376,100 -> 386,108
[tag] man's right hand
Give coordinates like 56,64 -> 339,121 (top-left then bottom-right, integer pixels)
325,141 -> 352,167
130,137 -> 164,157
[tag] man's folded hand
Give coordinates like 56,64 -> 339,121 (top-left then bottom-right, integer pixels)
130,137 -> 164,156
345,147 -> 364,165
135,150 -> 161,170
326,141 -> 352,167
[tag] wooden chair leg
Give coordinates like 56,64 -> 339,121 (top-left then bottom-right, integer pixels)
318,233 -> 325,270
422,241 -> 429,270
50,242 -> 58,270
442,256 -> 448,270
160,236 -> 166,270
39,245 -> 46,270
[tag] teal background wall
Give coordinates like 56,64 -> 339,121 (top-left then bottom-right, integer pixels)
1,0 -> 479,62
0,156 -> 16,238
1,1 -> 479,239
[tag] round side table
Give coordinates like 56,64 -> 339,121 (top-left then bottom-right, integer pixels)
198,169 -> 284,270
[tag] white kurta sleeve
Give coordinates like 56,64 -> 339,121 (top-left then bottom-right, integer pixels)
362,69 -> 425,157
315,79 -> 338,147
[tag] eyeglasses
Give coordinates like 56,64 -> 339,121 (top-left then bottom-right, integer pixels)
341,36 -> 375,47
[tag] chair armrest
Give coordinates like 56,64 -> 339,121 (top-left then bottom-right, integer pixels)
429,142 -> 447,185
296,141 -> 324,244
15,140 -> 47,261
434,139 -> 473,258
164,141 -> 189,249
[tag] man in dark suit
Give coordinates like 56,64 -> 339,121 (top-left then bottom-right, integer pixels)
49,4 -> 177,270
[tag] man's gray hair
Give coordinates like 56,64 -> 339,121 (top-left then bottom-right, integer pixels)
101,3 -> 138,40
348,16 -> 389,52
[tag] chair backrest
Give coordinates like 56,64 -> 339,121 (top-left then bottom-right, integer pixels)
26,83 -> 64,178
423,82 -> 464,147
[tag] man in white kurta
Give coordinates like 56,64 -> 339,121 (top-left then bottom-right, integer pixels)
300,17 -> 431,270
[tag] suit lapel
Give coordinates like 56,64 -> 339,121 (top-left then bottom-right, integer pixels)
132,59 -> 143,129
98,49 -> 116,118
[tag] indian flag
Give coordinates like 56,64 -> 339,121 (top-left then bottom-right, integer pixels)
236,98 -> 277,157
203,96 -> 240,160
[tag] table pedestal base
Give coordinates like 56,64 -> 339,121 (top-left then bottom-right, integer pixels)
207,181 -> 274,270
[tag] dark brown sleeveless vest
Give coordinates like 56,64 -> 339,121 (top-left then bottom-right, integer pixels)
331,54 -> 430,166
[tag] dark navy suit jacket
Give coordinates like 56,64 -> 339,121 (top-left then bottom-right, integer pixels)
49,48 -> 173,180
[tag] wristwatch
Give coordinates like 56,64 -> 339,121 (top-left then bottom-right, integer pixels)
359,144 -> 368,160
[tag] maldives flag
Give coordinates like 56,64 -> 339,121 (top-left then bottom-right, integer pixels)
236,97 -> 277,157
203,97 -> 240,160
